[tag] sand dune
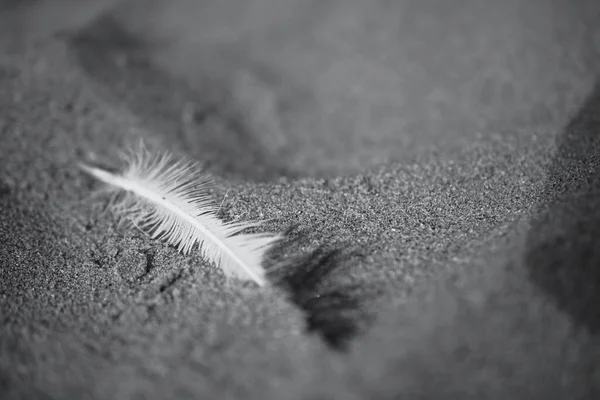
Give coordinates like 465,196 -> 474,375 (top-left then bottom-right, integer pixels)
1,1 -> 599,399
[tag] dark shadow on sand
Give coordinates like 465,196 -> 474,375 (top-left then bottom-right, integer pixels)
525,80 -> 600,333
266,226 -> 371,351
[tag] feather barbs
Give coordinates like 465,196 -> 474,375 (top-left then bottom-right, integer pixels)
80,147 -> 281,286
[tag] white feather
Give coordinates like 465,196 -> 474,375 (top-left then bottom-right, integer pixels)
79,146 -> 281,286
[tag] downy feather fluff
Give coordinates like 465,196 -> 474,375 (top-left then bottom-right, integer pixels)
80,146 -> 281,286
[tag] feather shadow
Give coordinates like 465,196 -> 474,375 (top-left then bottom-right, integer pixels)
269,238 -> 368,350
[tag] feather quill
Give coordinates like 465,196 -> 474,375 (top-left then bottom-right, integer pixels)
79,146 -> 281,286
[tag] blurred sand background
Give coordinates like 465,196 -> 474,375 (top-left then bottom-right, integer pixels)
1,0 -> 599,398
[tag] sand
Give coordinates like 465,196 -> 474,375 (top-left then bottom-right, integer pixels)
1,1 -> 599,399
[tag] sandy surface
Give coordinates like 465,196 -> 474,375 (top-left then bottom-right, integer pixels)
1,1 -> 599,399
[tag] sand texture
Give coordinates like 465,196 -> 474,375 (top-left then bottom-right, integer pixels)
1,1 -> 600,399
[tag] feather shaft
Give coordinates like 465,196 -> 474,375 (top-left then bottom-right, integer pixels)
79,152 -> 280,286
